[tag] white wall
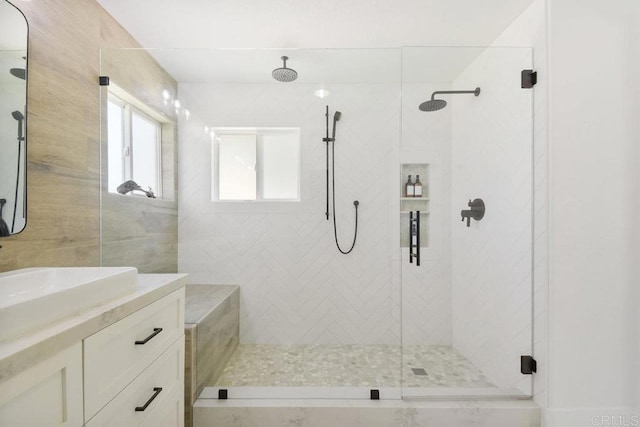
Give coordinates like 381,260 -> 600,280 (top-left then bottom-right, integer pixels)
546,0 -> 640,424
178,82 -> 410,345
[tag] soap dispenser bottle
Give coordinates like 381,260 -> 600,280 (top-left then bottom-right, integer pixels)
405,175 -> 414,197
414,175 -> 423,197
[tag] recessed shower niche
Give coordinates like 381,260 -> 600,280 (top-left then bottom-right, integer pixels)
400,163 -> 429,251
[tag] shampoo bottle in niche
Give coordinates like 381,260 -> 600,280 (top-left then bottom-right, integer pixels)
414,175 -> 423,197
405,175 -> 414,197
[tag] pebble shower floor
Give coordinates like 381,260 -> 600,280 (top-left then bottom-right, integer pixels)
215,344 -> 494,388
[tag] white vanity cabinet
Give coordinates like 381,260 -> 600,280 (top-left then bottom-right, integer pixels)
0,342 -> 84,427
84,287 -> 185,426
0,282 -> 186,427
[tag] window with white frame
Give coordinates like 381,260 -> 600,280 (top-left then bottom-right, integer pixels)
107,94 -> 163,198
212,128 -> 300,201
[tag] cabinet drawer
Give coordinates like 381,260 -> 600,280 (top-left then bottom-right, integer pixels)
84,288 -> 185,419
86,336 -> 184,427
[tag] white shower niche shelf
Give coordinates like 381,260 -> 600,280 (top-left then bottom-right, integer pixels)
400,163 -> 429,249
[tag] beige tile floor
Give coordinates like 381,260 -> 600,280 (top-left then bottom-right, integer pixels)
215,344 -> 494,388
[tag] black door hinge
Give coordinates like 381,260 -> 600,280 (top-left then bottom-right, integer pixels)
521,355 -> 537,374
521,70 -> 537,88
218,389 -> 228,399
99,76 -> 110,86
370,389 -> 380,400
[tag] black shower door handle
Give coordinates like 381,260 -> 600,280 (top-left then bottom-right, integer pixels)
409,211 -> 420,266
409,211 -> 414,264
416,211 -> 420,266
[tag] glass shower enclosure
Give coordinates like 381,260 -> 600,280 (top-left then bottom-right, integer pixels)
399,47 -> 534,397
99,45 -> 534,400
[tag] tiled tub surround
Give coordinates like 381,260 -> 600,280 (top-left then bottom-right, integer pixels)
185,284 -> 239,427
215,344 -> 493,388
0,273 -> 188,383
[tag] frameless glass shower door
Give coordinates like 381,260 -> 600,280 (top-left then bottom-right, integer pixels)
400,46 -> 535,398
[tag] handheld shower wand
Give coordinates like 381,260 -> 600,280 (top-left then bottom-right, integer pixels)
12,111 -> 24,141
10,111 -> 25,233
332,111 -> 341,141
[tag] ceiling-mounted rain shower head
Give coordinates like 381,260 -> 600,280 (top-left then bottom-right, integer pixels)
272,56 -> 298,82
10,68 -> 26,80
419,87 -> 481,112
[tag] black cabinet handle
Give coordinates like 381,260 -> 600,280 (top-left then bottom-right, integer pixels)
135,387 -> 162,412
135,328 -> 163,345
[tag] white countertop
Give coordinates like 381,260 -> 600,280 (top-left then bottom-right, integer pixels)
0,273 -> 188,383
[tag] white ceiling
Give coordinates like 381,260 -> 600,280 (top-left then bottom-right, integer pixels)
96,0 -> 535,84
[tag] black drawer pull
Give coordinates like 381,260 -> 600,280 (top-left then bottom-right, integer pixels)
135,328 -> 163,345
135,387 -> 162,412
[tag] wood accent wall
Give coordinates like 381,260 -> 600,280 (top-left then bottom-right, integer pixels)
99,46 -> 179,273
0,0 -> 178,273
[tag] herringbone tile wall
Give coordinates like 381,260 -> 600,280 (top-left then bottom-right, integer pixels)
451,48 -> 534,394
178,83 -> 416,345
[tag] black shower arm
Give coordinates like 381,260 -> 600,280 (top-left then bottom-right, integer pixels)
430,89 -> 479,100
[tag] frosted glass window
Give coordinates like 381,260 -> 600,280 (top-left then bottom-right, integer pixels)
214,128 -> 300,202
107,101 -> 125,193
131,112 -> 160,195
219,134 -> 257,200
262,134 -> 299,199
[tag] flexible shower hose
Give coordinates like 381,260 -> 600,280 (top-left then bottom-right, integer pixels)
331,139 -> 358,254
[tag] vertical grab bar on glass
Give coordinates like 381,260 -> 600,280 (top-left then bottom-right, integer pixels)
416,211 -> 420,266
409,211 -> 421,266
409,211 -> 414,264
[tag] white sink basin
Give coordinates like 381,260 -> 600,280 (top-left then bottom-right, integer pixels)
0,267 -> 138,342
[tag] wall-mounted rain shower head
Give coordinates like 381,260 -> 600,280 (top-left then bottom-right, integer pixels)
10,68 -> 26,80
419,99 -> 448,112
419,87 -> 481,112
11,110 -> 24,121
272,56 -> 298,82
